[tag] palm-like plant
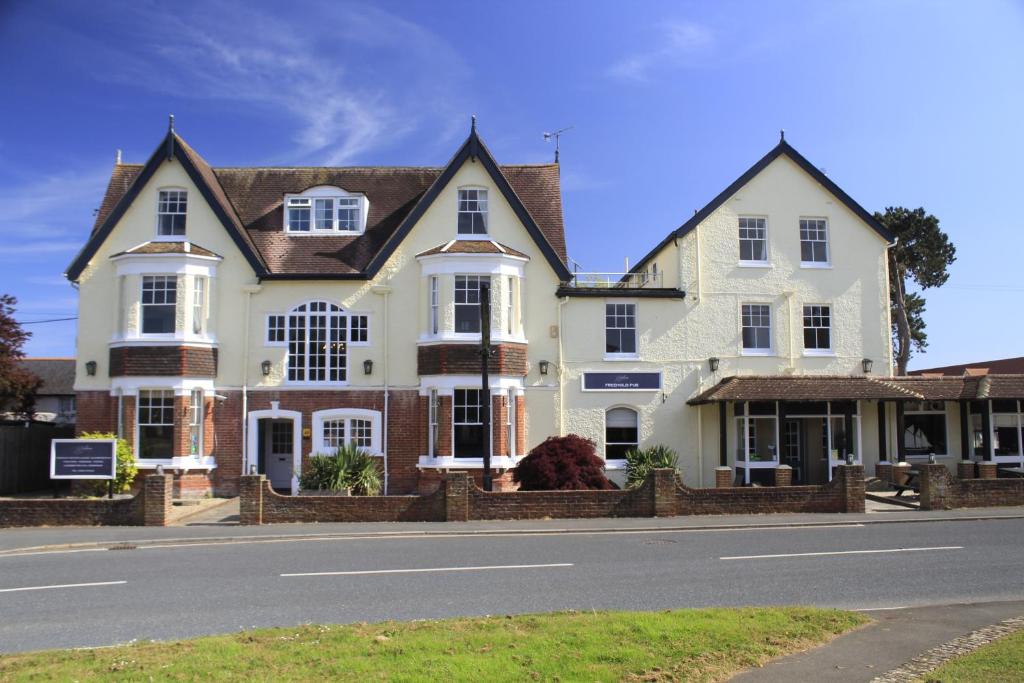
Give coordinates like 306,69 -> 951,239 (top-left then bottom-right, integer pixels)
299,443 -> 382,495
625,444 -> 679,488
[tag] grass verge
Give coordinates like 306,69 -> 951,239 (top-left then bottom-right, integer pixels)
917,628 -> 1024,682
0,607 -> 866,682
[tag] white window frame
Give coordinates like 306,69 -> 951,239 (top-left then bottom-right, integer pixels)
266,314 -> 287,346
452,387 -> 487,458
604,406 -> 639,468
990,400 -> 1024,463
192,276 -> 206,335
799,217 -> 831,268
284,301 -> 349,385
506,388 -> 516,457
140,275 -> 178,336
454,275 -> 490,336
311,408 -> 382,455
802,304 -> 833,355
156,188 -> 187,240
136,388 -> 175,462
428,389 -> 439,457
506,276 -> 514,335
740,303 -> 774,355
429,275 -> 439,335
604,301 -> 638,360
189,388 -> 204,458
457,186 -> 489,238
903,400 -> 950,458
738,216 -> 769,266
283,186 -> 368,234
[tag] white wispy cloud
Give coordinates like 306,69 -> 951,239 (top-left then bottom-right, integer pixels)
0,167 -> 110,240
76,0 -> 470,165
607,21 -> 714,83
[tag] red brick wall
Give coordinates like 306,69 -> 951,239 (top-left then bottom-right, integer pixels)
919,463 -> 1024,510
246,477 -> 445,524
515,395 -> 526,456
211,391 -> 243,496
75,391 -> 117,435
109,346 -> 217,377
0,474 -> 171,528
417,343 -> 528,376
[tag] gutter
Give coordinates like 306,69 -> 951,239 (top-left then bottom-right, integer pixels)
372,285 -> 392,494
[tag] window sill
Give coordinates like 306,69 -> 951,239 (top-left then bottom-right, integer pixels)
603,459 -> 627,471
802,350 -> 836,357
417,455 -> 521,469
740,349 -> 775,357
152,235 -> 188,243
454,234 -> 492,241
737,262 -> 772,269
603,354 -> 640,362
136,457 -> 217,471
735,460 -> 780,468
284,229 -> 365,236
800,262 -> 833,269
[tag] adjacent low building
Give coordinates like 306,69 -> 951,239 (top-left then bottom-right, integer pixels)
67,120 -> 1024,497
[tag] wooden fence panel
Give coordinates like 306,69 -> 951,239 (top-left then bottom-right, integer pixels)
0,422 -> 75,495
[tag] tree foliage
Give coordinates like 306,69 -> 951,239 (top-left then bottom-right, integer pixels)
79,432 -> 138,495
513,434 -> 613,491
874,208 -> 956,375
0,294 -> 40,418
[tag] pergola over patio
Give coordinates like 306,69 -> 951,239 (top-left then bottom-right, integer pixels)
689,375 -> 1024,483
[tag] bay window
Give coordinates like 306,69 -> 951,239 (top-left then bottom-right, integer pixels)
141,275 -> 177,334
454,275 -> 489,333
192,276 -> 206,334
453,388 -> 485,457
189,388 -> 204,457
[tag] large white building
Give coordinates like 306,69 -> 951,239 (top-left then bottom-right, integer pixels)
66,120 -> 1024,497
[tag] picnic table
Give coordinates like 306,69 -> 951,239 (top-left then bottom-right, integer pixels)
998,466 -> 1024,478
891,468 -> 920,497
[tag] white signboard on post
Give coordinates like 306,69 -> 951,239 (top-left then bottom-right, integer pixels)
50,439 -> 117,480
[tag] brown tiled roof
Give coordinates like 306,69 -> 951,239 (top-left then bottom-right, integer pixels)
18,358 -> 75,396
885,376 -> 978,401
416,240 -> 529,258
688,376 -> 924,404
93,158 -> 564,276
910,356 -> 1024,376
979,376 -> 1024,399
112,241 -> 220,258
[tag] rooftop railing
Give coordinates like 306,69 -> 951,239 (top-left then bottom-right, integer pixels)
564,271 -> 664,289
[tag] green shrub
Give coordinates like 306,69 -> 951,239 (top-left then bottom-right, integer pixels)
78,432 -> 138,495
625,444 -> 679,488
299,443 -> 382,495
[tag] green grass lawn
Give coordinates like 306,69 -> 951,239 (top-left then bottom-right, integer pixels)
0,607 -> 865,682
918,628 -> 1024,683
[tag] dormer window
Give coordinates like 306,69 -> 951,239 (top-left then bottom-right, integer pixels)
457,188 -> 488,235
285,187 -> 366,234
157,190 -> 187,237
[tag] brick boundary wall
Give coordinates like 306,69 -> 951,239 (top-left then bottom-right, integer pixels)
0,474 -> 172,528
239,465 -> 865,525
918,463 -> 1024,510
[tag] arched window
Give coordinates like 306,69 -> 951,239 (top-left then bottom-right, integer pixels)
312,409 -> 382,455
605,407 -> 639,460
287,301 -> 347,383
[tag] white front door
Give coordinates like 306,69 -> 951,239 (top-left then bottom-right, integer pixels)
265,419 -> 295,490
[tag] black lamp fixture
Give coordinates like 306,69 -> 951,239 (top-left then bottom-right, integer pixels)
363,359 -> 373,375
862,358 -> 873,374
538,360 -> 550,376
85,360 -> 97,377
708,357 -> 720,373
261,360 -> 272,376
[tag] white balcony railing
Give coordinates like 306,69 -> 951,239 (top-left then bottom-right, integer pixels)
564,271 -> 663,289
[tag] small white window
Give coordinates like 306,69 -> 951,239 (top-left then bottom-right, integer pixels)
338,197 -> 360,231
157,190 -> 187,237
606,407 -> 638,460
349,315 -> 368,343
267,315 -> 286,344
429,276 -> 439,335
314,198 -> 334,230
287,198 -> 311,232
605,303 -> 637,356
313,409 -> 382,454
741,304 -> 772,351
800,218 -> 829,265
738,216 -> 767,263
141,276 -> 177,334
192,276 -> 205,335
506,276 -> 514,335
802,305 -> 831,352
457,188 -> 488,235
428,389 -> 439,457
189,388 -> 204,457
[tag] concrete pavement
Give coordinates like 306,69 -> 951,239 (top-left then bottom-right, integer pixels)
2,515 -> 1024,653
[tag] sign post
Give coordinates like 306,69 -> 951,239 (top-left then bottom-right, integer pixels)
50,439 -> 117,498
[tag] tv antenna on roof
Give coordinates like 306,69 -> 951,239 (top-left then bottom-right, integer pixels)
543,126 -> 573,163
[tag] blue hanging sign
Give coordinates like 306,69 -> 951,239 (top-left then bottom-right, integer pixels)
581,372 -> 662,392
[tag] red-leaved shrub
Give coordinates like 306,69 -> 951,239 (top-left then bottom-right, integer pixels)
513,434 -> 613,491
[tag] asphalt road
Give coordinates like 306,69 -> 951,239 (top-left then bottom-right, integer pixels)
1,517 -> 1023,653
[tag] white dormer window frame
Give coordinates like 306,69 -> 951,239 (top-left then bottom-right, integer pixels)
156,188 -> 188,240
284,186 -> 368,235
457,186 -> 489,238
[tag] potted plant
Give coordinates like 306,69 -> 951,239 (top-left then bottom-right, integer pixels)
298,443 -> 382,496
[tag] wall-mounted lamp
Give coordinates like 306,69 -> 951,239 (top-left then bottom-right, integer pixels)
363,359 -> 374,375
708,357 -> 720,373
85,360 -> 97,376
261,360 -> 272,377
862,358 -> 873,374
538,360 -> 550,376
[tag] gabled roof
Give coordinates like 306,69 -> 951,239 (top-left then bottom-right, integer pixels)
630,137 -> 895,275
18,358 -> 75,396
69,123 -> 570,282
910,356 -> 1024,377
416,240 -> 529,259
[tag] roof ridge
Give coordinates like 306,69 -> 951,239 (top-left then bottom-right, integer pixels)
869,376 -> 925,399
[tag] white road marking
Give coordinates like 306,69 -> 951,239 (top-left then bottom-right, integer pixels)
720,546 -> 963,560
0,580 -> 127,594
282,563 -> 574,577
852,605 -> 910,612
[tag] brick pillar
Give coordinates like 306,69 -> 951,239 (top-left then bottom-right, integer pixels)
515,395 -> 526,457
437,396 -> 452,456
715,466 -> 733,488
838,464 -> 865,513
240,474 -> 265,525
493,395 -> 507,456
174,394 -> 190,457
919,463 -> 953,511
444,471 -> 469,522
892,462 -> 912,487
958,460 -> 977,480
651,468 -> 677,517
143,474 -> 172,526
773,465 -> 792,487
978,462 -> 998,480
876,461 -> 893,483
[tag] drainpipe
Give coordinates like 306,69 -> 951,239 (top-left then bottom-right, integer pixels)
116,388 -> 124,440
241,284 -> 262,474
556,294 -> 569,436
694,227 -> 703,303
783,290 -> 796,369
372,285 -> 392,494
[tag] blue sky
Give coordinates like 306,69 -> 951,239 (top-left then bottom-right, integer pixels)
0,0 -> 1022,369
